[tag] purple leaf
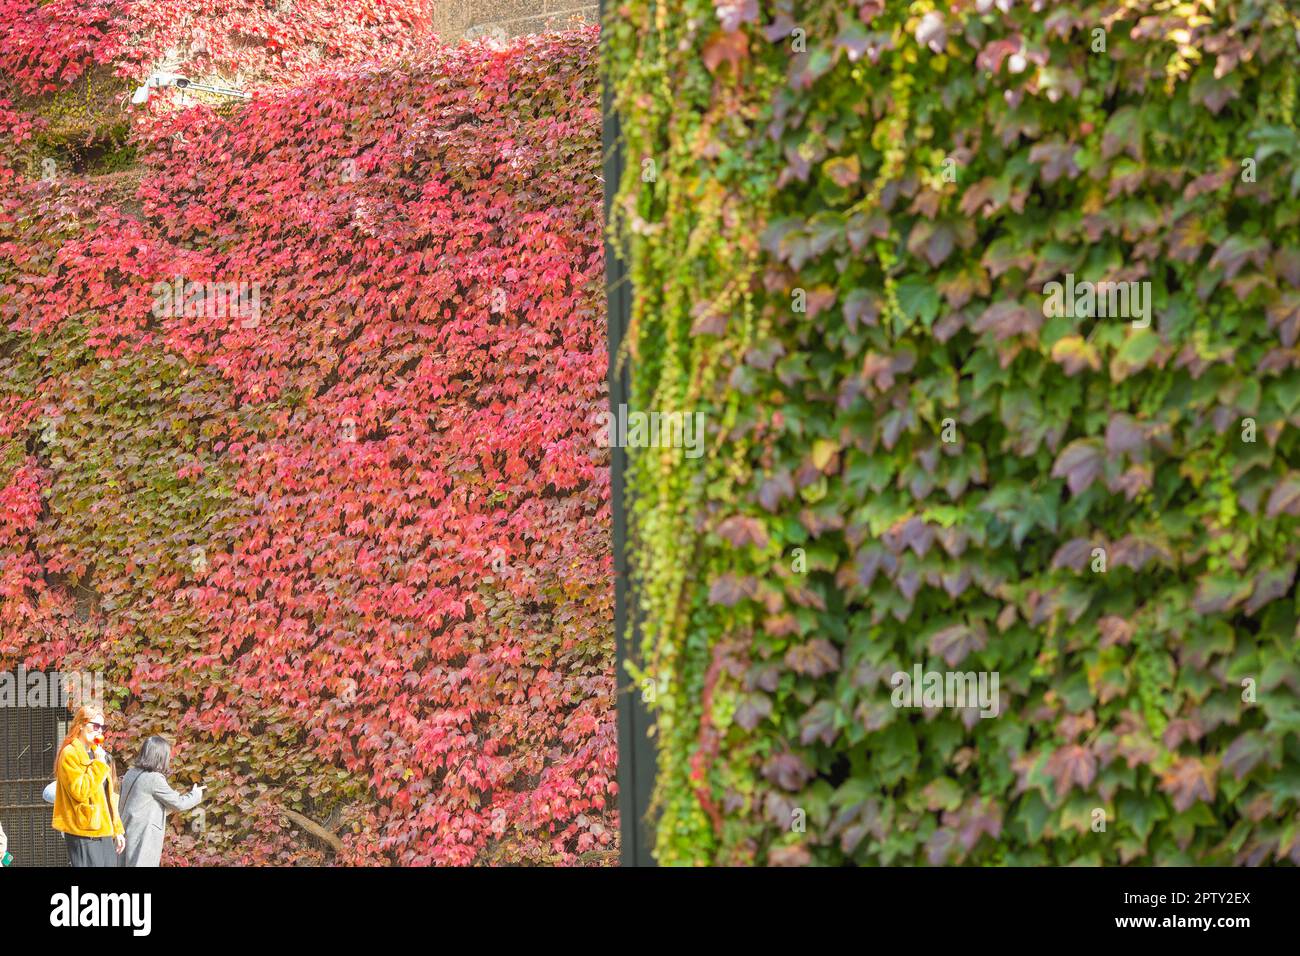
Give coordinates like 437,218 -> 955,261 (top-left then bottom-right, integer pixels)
717,514 -> 770,549
1051,439 -> 1104,496
714,0 -> 759,32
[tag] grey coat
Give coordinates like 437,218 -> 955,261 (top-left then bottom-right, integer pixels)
118,768 -> 202,867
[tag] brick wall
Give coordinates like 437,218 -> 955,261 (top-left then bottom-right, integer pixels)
431,0 -> 598,41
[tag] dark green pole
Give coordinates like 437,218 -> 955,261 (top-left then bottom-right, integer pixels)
601,3 -> 656,867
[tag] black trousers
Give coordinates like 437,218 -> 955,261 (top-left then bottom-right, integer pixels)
65,834 -> 117,867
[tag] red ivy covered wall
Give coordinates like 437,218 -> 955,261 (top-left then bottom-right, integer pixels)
0,0 -> 437,93
0,6 -> 614,865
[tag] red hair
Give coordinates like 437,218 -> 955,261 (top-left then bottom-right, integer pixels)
56,705 -> 115,787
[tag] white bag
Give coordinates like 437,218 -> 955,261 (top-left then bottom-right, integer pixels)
42,781 -> 56,805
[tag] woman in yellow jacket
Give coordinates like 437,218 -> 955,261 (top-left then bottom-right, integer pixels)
52,705 -> 125,867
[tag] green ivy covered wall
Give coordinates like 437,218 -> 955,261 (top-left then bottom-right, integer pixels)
607,0 -> 1300,865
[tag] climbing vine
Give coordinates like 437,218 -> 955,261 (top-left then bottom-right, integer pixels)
610,0 -> 1300,865
2,13 -> 614,866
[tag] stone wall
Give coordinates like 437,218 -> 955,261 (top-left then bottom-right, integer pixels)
431,0 -> 598,41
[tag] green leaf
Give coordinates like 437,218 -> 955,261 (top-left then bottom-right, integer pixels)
895,278 -> 940,328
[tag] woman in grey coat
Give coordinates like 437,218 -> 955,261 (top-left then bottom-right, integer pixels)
118,736 -> 205,867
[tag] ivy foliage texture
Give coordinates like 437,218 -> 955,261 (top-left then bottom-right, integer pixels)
609,0 -> 1300,865
2,11 -> 614,866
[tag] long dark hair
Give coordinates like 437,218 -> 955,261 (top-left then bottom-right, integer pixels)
133,736 -> 173,775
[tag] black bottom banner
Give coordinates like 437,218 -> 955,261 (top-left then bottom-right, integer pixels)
0,864 -> 1284,942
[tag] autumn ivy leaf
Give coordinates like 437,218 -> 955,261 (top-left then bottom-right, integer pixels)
1028,141 -> 1080,184
784,638 -> 840,677
1098,616 -> 1134,647
946,798 -> 1002,855
1266,291 -> 1300,347
1050,439 -> 1104,496
762,752 -> 813,791
1208,235 -> 1270,280
702,30 -> 749,73
1190,71 -> 1239,114
744,338 -> 785,371
982,236 -> 1034,278
882,515 -> 934,556
907,221 -> 956,267
842,288 -> 881,329
1105,413 -> 1147,460
822,155 -> 860,188
757,470 -> 795,512
1265,474 -> 1300,517
914,11 -> 947,54
940,566 -> 972,598
1046,744 -> 1097,798
791,44 -> 835,86
921,777 -> 964,812
1245,565 -> 1296,615
1260,657 -> 1300,694
716,514 -> 769,549
937,267 -> 988,308
924,827 -> 958,865
1191,575 -> 1251,615
972,300 -> 1039,341
929,622 -> 987,667
974,36 -> 1021,74
834,22 -> 871,61
735,692 -> 774,731
1111,535 -> 1175,571
810,438 -> 839,471
1111,328 -> 1160,380
690,297 -> 729,335
1093,459 -> 1133,500
804,285 -> 837,319
762,13 -> 796,42
1222,732 -> 1271,781
1050,537 -> 1094,572
1160,758 -> 1217,813
708,573 -> 757,606
1050,335 -> 1101,375
1274,248 -> 1300,288
767,844 -> 814,866
1101,106 -> 1143,161
798,699 -> 839,745
713,0 -> 758,31
851,545 -> 897,589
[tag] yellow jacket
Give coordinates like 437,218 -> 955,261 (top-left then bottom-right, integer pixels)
52,743 -> 123,838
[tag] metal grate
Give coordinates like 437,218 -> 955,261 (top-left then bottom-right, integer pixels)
0,705 -> 69,866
